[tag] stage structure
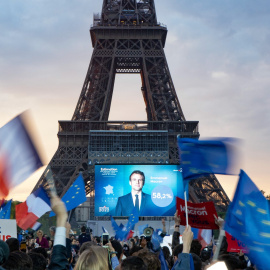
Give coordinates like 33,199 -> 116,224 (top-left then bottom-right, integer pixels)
33,0 -> 230,219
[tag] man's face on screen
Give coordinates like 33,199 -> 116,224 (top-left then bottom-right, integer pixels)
129,173 -> 144,193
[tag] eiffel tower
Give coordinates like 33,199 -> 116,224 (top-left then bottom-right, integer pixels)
33,0 -> 230,218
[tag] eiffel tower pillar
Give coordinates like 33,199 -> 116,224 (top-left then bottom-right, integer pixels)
33,0 -> 230,218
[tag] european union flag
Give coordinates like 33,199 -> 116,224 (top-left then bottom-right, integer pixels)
111,207 -> 139,241
125,207 -> 139,230
151,230 -> 163,251
0,199 -> 12,219
111,215 -> 120,232
50,174 -> 86,217
224,170 -> 270,270
110,216 -> 128,241
178,137 -> 238,180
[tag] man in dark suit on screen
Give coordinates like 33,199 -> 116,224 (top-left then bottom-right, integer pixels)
115,170 -> 153,216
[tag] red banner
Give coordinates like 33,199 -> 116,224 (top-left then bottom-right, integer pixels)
225,232 -> 248,253
176,197 -> 219,229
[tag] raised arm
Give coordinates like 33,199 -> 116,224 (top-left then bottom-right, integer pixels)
48,194 -> 68,270
172,210 -> 181,250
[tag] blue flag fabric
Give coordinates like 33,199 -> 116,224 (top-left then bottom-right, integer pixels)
177,137 -> 238,181
151,230 -> 163,251
123,207 -> 139,232
111,216 -> 129,241
111,207 -> 139,241
111,215 -> 120,232
159,249 -> 169,270
0,199 -> 12,219
224,170 -> 270,270
50,174 -> 86,217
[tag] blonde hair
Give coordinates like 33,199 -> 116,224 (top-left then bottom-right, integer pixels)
37,230 -> 43,236
74,246 -> 109,270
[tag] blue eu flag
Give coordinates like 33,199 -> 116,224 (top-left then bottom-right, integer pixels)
111,207 -> 139,241
224,170 -> 270,270
151,230 -> 163,251
50,174 -> 86,217
177,137 -> 238,180
0,199 -> 12,219
110,216 -> 129,241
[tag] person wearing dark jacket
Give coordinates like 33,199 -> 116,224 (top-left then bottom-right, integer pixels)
78,226 -> 91,246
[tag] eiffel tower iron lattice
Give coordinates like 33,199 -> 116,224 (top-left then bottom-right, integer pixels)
33,0 -> 230,218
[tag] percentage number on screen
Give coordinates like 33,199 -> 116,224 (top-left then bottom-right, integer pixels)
152,193 -> 172,199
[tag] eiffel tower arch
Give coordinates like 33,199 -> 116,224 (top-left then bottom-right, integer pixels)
33,0 -> 230,219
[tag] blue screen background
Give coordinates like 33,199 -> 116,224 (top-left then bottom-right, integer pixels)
95,165 -> 184,217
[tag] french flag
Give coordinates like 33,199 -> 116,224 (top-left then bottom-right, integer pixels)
16,187 -> 51,230
0,113 -> 43,197
192,227 -> 212,249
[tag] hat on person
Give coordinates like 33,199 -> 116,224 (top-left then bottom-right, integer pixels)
0,240 -> 10,264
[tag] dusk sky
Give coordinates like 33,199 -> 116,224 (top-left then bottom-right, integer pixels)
1,0 -> 269,202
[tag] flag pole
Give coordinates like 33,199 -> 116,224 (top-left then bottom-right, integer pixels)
212,229 -> 225,261
68,210 -> 72,222
184,190 -> 189,227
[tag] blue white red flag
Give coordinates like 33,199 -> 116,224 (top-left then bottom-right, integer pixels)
16,187 -> 51,230
191,227 -> 212,249
31,222 -> 42,231
0,113 -> 43,197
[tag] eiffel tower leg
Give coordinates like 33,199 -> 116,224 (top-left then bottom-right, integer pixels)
141,39 -> 186,122
72,39 -> 116,121
189,174 -> 230,213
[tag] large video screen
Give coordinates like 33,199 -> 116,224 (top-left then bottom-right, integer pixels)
95,165 -> 184,217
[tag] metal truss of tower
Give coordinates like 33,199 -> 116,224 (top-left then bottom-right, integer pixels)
33,0 -> 230,217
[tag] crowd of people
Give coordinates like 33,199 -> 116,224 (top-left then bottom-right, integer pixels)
0,194 -> 258,270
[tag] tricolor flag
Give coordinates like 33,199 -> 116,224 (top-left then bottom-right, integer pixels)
191,227 -> 212,249
16,187 -> 51,230
0,113 -> 43,197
